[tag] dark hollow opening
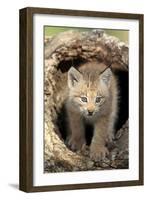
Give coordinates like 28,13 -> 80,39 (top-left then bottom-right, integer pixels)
56,60 -> 129,145
114,70 -> 129,131
57,57 -> 87,73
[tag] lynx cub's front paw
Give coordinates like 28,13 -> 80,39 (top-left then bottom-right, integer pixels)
67,137 -> 86,152
90,143 -> 109,161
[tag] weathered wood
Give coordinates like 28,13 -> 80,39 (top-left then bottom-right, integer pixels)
44,29 -> 129,172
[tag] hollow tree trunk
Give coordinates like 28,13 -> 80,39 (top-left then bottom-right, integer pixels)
44,29 -> 129,172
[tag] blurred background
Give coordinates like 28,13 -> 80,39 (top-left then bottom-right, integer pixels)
44,26 -> 129,44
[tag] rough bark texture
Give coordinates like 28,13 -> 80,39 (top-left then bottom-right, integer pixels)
44,30 -> 129,173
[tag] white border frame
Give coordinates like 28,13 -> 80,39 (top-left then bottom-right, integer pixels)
33,14 -> 139,186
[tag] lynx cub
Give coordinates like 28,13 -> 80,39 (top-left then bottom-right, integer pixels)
66,62 -> 118,161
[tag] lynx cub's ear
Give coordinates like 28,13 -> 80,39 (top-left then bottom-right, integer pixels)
100,67 -> 112,86
68,67 -> 83,88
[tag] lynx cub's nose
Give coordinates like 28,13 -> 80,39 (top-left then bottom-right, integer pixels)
88,110 -> 93,116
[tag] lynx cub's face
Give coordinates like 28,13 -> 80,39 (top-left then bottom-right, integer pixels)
68,63 -> 113,118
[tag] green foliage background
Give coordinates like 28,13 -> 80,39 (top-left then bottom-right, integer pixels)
45,26 -> 129,44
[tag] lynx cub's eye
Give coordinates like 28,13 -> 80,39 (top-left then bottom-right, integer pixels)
81,97 -> 88,102
95,96 -> 102,103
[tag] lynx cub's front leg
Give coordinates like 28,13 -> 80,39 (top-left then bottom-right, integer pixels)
67,110 -> 86,151
90,117 -> 112,161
